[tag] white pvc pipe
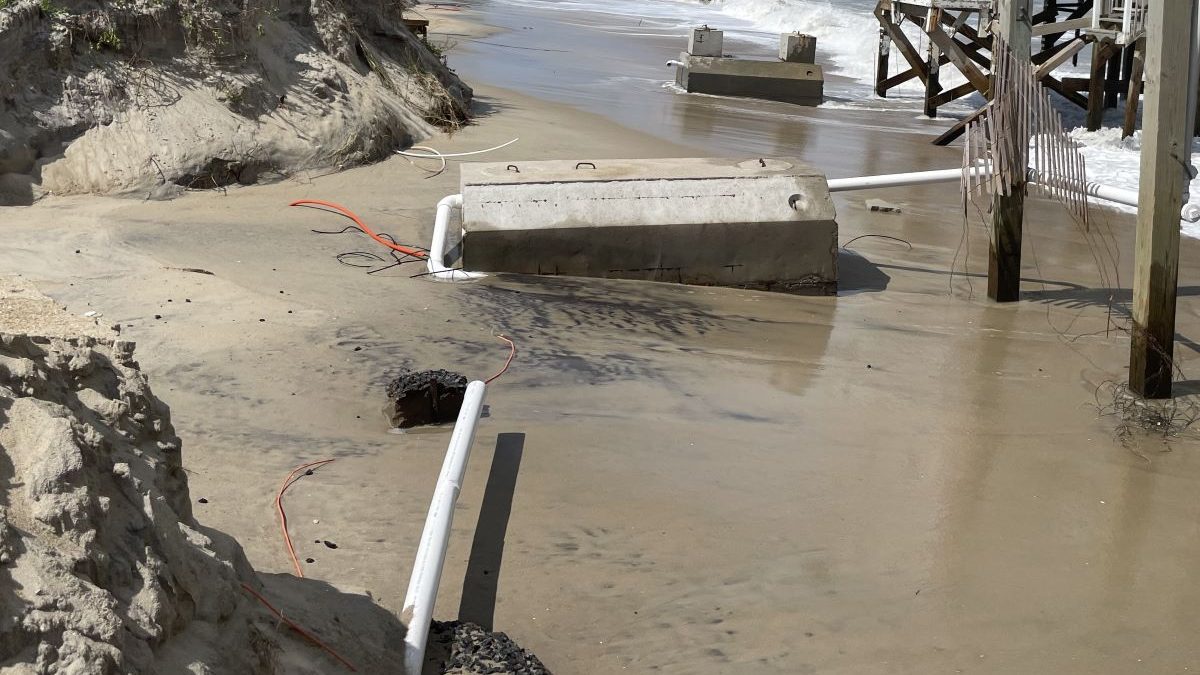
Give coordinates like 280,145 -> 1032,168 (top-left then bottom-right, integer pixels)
666,59 -> 685,67
817,166 -> 1200,223
1026,168 -> 1200,222
397,137 -> 520,160
402,380 -> 488,675
1026,168 -> 1137,205
428,194 -> 487,281
825,166 -> 990,192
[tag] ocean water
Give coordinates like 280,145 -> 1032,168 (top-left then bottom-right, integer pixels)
488,0 -> 1199,235
498,0 -> 911,86
681,0 -> 1200,233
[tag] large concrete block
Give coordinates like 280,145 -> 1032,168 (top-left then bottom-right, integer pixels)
676,53 -> 823,106
780,33 -> 817,63
687,27 -> 723,57
460,157 -> 837,294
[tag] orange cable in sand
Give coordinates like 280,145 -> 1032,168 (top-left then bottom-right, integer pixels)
485,334 -> 517,384
276,458 -> 336,578
290,200 -> 428,259
240,583 -> 358,672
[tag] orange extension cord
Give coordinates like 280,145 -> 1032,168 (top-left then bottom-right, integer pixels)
485,334 -> 517,384
240,583 -> 357,672
290,200 -> 428,259
275,458 -> 336,578
266,459 -> 358,670
261,335 -> 515,671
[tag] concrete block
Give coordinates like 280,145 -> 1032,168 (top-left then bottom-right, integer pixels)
780,33 -> 817,63
687,27 -> 723,57
677,54 -> 823,106
460,158 -> 837,294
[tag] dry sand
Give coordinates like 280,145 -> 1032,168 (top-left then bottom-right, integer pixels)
0,0 -> 469,204
0,284 -> 410,673
3,1 -> 1200,673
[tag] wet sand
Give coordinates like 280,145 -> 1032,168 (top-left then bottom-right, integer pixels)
4,1 -> 1200,673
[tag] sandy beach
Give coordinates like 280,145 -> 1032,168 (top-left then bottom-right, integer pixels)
6,0 -> 1200,672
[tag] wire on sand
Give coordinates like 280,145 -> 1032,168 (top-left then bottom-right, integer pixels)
240,583 -> 358,672
290,200 -> 428,259
394,137 -> 519,161
485,334 -> 517,384
403,145 -> 449,178
276,458 -> 336,578
840,234 -> 913,250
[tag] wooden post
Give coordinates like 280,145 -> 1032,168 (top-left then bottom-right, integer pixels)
1195,77 -> 1200,136
1104,44 -> 1122,108
924,7 -> 943,118
989,0 -> 1032,302
1087,41 -> 1113,131
1122,38 -> 1144,139
876,5 -> 892,97
1129,0 -> 1195,399
1038,0 -> 1058,52
1121,39 -> 1136,93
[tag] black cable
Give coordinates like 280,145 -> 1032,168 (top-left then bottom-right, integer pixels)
409,268 -> 462,279
336,252 -> 387,268
840,234 -> 914,250
311,225 -> 366,235
310,224 -> 428,275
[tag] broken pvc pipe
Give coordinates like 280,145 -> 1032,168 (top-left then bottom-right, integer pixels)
402,380 -> 487,674
801,166 -> 1200,223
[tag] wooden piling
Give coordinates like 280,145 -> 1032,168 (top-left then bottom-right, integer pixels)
1122,38 -> 1144,139
989,0 -> 1032,303
924,7 -> 943,118
873,0 -> 992,118
1129,0 -> 1193,399
876,9 -> 892,97
1087,41 -> 1114,131
1104,43 -> 1122,108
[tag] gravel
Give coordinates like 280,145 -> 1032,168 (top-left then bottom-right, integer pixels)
425,621 -> 552,675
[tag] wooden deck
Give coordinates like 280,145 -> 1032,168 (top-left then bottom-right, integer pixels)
874,0 -> 1151,142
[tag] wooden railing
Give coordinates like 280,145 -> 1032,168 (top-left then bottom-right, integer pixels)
1091,0 -> 1149,42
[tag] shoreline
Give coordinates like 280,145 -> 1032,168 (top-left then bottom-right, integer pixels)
438,0 -> 970,173
4,1 -> 1200,673
437,0 -> 1200,236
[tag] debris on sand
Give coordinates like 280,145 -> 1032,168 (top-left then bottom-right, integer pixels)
426,621 -> 553,675
866,198 -> 902,214
384,369 -> 469,428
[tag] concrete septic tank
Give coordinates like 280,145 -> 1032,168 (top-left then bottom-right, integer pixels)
674,52 -> 824,106
459,157 -> 838,294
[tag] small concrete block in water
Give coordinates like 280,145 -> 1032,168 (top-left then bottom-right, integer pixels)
780,33 -> 817,64
687,26 -> 723,57
676,52 -> 823,106
383,369 -> 467,428
460,157 -> 838,294
866,198 -> 902,213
